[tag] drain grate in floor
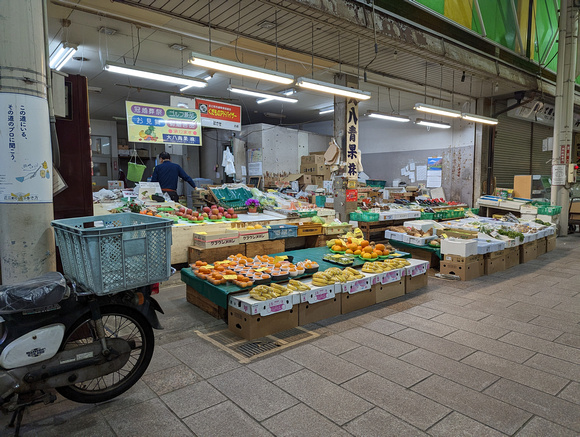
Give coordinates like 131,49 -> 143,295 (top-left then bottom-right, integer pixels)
195,326 -> 320,363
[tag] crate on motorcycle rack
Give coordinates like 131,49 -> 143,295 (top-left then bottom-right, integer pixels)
52,213 -> 173,295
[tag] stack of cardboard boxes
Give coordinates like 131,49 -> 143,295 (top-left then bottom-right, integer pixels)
300,153 -> 331,187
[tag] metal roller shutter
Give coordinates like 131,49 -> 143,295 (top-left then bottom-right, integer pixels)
494,110 -> 532,187
531,123 -> 553,176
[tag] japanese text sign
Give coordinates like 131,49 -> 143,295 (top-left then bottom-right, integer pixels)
194,98 -> 241,131
125,101 -> 202,146
346,98 -> 360,180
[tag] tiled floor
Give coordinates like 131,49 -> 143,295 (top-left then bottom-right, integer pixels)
2,234 -> 580,436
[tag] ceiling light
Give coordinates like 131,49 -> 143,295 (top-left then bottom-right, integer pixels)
49,42 -> 78,71
104,62 -> 207,88
414,103 -> 462,118
264,112 -> 286,119
366,110 -> 410,122
228,85 -> 298,103
258,20 -> 277,29
256,89 -> 296,104
461,113 -> 499,125
415,118 -> 451,129
296,77 -> 371,100
189,51 -> 294,85
98,27 -> 117,35
170,43 -> 188,51
319,107 -> 334,115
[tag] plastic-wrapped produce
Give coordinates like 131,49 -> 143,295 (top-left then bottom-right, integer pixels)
0,272 -> 68,314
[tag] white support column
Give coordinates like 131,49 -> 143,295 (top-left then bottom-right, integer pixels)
0,0 -> 56,283
551,0 -> 579,236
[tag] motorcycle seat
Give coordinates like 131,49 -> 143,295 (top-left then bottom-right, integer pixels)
0,272 -> 68,314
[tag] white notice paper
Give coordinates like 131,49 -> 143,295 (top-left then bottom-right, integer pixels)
410,162 -> 416,171
248,162 -> 262,176
416,165 -> 427,181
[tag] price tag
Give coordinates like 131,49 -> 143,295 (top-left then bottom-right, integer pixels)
223,275 -> 237,280
255,267 -> 268,272
196,231 -> 208,235
442,233 -> 448,239
299,221 -> 304,226
332,254 -> 343,258
274,256 -> 288,263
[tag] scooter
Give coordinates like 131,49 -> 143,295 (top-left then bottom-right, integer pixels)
0,271 -> 164,436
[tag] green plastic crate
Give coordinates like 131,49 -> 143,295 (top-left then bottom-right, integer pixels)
433,211 -> 447,220
537,205 -> 562,216
358,211 -> 379,222
349,212 -> 361,221
420,212 -> 435,220
366,179 -> 386,188
297,211 -> 318,217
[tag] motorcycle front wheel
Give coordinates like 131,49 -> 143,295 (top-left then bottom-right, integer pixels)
56,305 -> 154,404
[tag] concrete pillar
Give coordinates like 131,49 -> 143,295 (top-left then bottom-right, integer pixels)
551,0 -> 578,236
0,0 -> 56,283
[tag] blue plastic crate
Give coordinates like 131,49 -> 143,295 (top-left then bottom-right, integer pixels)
268,224 -> 298,240
52,213 -> 173,295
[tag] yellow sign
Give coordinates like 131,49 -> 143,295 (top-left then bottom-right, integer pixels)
223,275 -> 237,280
125,101 -> 202,145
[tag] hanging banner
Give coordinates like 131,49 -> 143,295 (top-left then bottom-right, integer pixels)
346,98 -> 360,180
194,98 -> 242,131
125,101 -> 202,145
0,94 -> 52,203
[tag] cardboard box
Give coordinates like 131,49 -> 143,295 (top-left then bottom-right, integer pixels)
520,240 -> 538,263
373,279 -> 405,303
341,277 -> 372,294
405,259 -> 430,277
369,268 -> 404,286
536,237 -> 547,256
546,234 -> 556,252
238,228 -> 269,243
440,260 -> 481,281
107,180 -> 124,190
298,286 -> 341,325
405,272 -> 428,292
441,238 -> 478,257
300,163 -> 331,180
301,154 -> 326,167
485,249 -> 505,260
484,256 -> 505,275
341,288 -> 376,314
504,246 -> 521,268
228,306 -> 298,340
443,254 -> 483,264
192,229 -> 240,249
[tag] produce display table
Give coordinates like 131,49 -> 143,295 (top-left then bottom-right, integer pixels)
388,240 -> 441,269
181,246 -> 411,316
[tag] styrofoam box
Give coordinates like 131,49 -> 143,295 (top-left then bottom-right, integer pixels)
404,220 -> 436,233
407,235 -> 438,246
407,211 -> 421,219
385,230 -> 406,241
545,226 -> 556,235
405,259 -> 430,277
538,214 -> 559,223
520,205 -> 538,214
440,238 -> 478,257
379,212 -> 395,220
342,276 -> 372,294
475,239 -> 493,254
523,233 -> 537,243
228,292 -> 299,317
521,214 -> 537,221
298,280 -> 338,303
374,267 -> 404,285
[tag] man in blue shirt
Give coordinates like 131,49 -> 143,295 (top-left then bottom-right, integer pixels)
150,152 -> 196,202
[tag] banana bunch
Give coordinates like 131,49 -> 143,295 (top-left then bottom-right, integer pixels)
362,262 -> 386,273
287,279 -> 311,292
326,238 -> 346,248
343,267 -> 365,280
384,259 -> 411,270
312,271 -> 338,286
249,283 -> 290,301
343,227 -> 364,240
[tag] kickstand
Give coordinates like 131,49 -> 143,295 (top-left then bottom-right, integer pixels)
6,391 -> 56,437
8,406 -> 25,437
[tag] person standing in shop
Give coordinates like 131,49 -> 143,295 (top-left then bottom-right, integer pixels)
150,151 -> 196,202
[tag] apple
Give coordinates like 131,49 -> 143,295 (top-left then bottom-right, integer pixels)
203,206 -> 210,213
225,213 -> 232,219
179,206 -> 186,213
186,208 -> 192,215
218,206 -> 224,213
196,216 -> 204,221
192,211 -> 199,217
210,214 -> 217,220
227,208 -> 235,215
211,209 -> 219,216
232,213 -> 238,219
211,204 -> 217,209
217,213 -> 223,219
202,212 -> 208,218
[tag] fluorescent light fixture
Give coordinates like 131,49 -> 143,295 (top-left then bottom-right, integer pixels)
104,62 -> 207,88
461,113 -> 499,125
414,103 -> 461,118
415,118 -> 451,129
256,89 -> 296,104
296,77 -> 371,100
319,106 -> 334,115
228,85 -> 298,103
50,42 -> 78,71
189,51 -> 294,85
366,110 -> 410,122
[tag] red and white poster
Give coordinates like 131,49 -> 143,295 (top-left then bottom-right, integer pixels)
194,98 -> 241,131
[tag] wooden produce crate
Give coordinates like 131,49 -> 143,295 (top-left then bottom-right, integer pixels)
186,285 -> 227,320
188,244 -> 245,265
245,239 -> 285,258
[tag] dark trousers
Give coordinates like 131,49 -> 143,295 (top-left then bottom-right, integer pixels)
165,190 -> 179,202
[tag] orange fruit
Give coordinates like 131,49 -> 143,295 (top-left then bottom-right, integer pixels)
360,240 -> 370,248
363,246 -> 374,253
347,243 -> 358,251
354,249 -> 362,255
383,250 -> 390,256
332,245 -> 343,251
375,244 -> 385,251
345,249 -> 354,254
362,252 -> 371,259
